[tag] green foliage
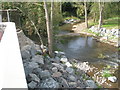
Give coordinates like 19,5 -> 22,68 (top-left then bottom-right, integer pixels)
118,47 -> 120,51
64,16 -> 80,21
102,70 -> 112,78
102,17 -> 119,29
106,65 -> 111,69
2,2 -> 63,38
98,53 -> 106,59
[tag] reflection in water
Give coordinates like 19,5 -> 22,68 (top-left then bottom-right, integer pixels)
57,36 -> 117,62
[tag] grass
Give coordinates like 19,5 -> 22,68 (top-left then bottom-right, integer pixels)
88,17 -> 119,29
64,16 -> 80,21
102,70 -> 112,78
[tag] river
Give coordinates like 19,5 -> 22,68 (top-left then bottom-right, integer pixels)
25,29 -> 119,88
56,30 -> 119,88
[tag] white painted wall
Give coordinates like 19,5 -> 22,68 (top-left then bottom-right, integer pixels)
0,22 -> 28,89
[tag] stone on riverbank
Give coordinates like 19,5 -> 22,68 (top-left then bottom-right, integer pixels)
108,76 -> 117,83
40,78 -> 59,88
28,81 -> 37,89
31,55 -> 44,65
86,80 -> 97,88
29,73 -> 40,83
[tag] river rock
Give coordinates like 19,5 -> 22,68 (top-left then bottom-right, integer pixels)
68,82 -> 77,87
65,62 -> 72,67
40,70 -> 51,78
60,57 -> 68,63
60,77 -> 69,88
24,66 -> 34,77
108,76 -> 117,83
52,72 -> 62,77
29,74 -> 40,83
28,81 -> 37,89
85,80 -> 97,88
50,57 -> 60,63
31,55 -> 44,64
59,51 -> 65,55
52,63 -> 64,70
28,62 -> 39,69
32,68 -> 43,75
21,50 -> 31,60
40,78 -> 59,88
68,75 -> 77,82
55,51 -> 65,57
34,44 -> 42,54
54,51 -> 59,54
52,67 -> 58,72
54,56 -> 60,62
66,67 -> 74,74
30,45 -> 37,57
21,45 -> 31,52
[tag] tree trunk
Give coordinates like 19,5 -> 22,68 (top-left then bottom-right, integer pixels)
0,2 -> 2,22
0,11 -> 2,22
44,1 -> 53,56
7,10 -> 10,22
60,1 -> 62,13
84,2 -> 88,28
98,1 -> 104,30
50,1 -> 53,56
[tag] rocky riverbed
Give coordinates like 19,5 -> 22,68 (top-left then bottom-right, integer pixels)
17,30 -> 98,89
17,30 -> 119,89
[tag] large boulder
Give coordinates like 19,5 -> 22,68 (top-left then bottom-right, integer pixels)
55,51 -> 65,57
40,78 -> 59,88
21,49 -> 31,60
59,77 -> 69,88
17,30 -> 34,49
66,67 -> 74,74
60,57 -> 68,63
108,76 -> 117,83
52,67 -> 58,73
28,74 -> 40,83
28,62 -> 39,69
28,81 -> 37,89
24,66 -> 34,77
68,82 -> 77,88
40,70 -> 51,78
85,80 -> 97,88
52,72 -> 62,78
68,75 -> 77,82
52,63 -> 64,70
65,62 -> 72,67
31,55 -> 44,65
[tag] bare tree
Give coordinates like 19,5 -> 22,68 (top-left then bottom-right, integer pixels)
44,0 -> 53,56
98,1 -> 104,30
84,2 -> 88,28
60,1 -> 62,13
0,2 -> 2,22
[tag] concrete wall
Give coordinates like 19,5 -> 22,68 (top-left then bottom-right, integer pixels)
0,22 -> 27,89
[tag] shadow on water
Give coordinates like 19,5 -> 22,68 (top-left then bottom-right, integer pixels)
56,30 -> 119,88
56,35 -> 117,62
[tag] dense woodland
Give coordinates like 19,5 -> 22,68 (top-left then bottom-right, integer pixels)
1,2 -> 119,56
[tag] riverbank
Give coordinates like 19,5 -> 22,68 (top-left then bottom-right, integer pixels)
17,30 -> 119,89
59,22 -> 119,47
17,30 -> 100,89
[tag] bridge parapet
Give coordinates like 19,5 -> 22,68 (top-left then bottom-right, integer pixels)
0,22 -> 28,89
